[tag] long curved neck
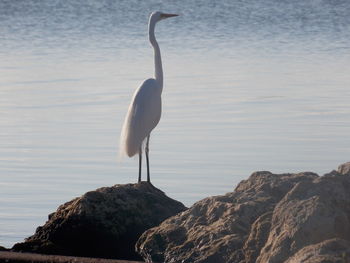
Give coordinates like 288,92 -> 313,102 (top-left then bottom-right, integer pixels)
149,19 -> 163,92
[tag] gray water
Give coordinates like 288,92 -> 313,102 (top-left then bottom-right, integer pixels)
1,0 -> 350,247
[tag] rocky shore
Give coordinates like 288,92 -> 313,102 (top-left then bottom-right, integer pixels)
3,161 -> 350,263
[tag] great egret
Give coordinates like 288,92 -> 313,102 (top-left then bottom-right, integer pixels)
120,11 -> 178,183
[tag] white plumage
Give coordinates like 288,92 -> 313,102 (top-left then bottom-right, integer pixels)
120,11 -> 178,182
121,79 -> 161,157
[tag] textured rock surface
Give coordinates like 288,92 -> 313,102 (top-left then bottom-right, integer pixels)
256,172 -> 350,263
285,238 -> 350,263
12,182 -> 186,260
136,162 -> 350,263
338,161 -> 350,176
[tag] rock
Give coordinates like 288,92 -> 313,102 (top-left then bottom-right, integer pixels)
256,173 -> 350,263
285,238 -> 350,263
12,182 -> 186,260
338,161 -> 350,175
136,172 -> 317,262
136,167 -> 350,263
0,246 -> 8,251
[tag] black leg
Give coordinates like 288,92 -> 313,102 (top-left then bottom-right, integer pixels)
138,147 -> 142,183
145,135 -> 150,183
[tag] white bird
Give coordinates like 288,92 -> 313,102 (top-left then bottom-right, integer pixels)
120,11 -> 178,183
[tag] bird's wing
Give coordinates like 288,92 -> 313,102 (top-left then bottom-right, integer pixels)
121,79 -> 162,157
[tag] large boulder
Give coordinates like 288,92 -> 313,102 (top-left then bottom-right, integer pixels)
12,182 -> 186,260
256,172 -> 350,263
136,163 -> 350,263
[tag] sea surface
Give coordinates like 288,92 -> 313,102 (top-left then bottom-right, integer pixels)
1,0 -> 350,247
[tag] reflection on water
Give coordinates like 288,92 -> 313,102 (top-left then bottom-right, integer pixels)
1,0 -> 350,247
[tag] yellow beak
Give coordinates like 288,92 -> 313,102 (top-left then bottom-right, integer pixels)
161,13 -> 179,18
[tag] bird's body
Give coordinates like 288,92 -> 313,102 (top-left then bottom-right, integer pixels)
122,78 -> 161,157
120,11 -> 178,182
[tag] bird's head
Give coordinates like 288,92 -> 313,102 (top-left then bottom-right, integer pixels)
150,11 -> 178,23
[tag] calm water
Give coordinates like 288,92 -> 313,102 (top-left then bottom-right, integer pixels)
1,0 -> 350,247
